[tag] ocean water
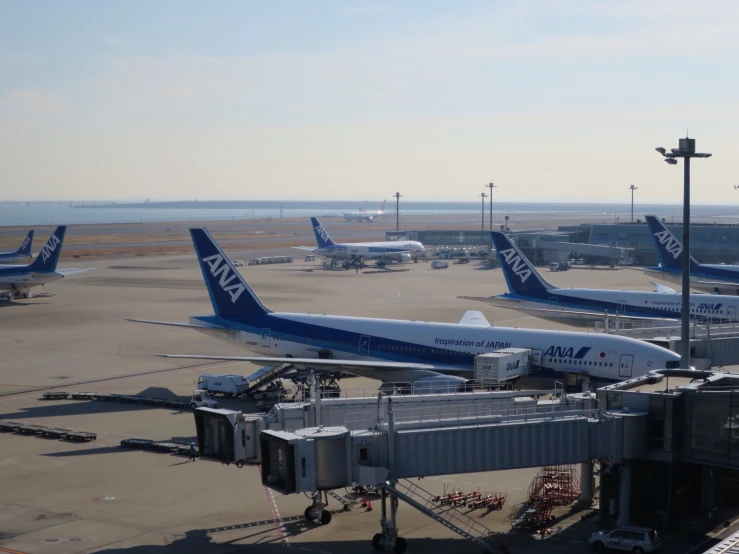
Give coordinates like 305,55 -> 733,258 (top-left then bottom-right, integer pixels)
0,200 -> 733,227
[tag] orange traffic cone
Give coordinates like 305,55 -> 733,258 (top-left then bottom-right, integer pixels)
366,501 -> 373,512
361,497 -> 367,507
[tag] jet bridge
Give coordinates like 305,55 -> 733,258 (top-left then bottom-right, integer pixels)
195,385 -> 645,552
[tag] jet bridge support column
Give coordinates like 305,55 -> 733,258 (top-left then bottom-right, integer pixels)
580,461 -> 594,506
617,463 -> 632,527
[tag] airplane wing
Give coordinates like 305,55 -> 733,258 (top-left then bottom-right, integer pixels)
57,268 -> 93,276
152,354 -> 436,371
458,296 -> 678,323
650,282 -> 677,293
458,310 -> 491,327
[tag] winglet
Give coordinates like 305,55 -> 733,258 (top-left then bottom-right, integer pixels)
491,231 -> 553,296
310,217 -> 336,248
27,226 -> 66,272
16,230 -> 34,256
190,228 -> 270,317
645,215 -> 698,271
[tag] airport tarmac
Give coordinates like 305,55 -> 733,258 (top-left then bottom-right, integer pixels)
0,251 -> 719,553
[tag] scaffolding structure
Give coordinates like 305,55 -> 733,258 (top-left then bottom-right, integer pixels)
513,465 -> 581,529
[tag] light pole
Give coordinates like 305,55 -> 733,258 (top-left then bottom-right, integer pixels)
485,182 -> 496,230
628,185 -> 638,223
656,137 -> 712,369
479,192 -> 488,231
394,192 -> 402,232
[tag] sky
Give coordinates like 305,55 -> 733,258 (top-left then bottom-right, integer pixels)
1,1 -> 738,203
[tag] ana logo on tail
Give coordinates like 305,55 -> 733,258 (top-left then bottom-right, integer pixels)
41,234 -> 61,263
654,231 -> 682,259
21,236 -> 31,249
201,254 -> 245,303
315,224 -> 331,244
499,248 -> 532,283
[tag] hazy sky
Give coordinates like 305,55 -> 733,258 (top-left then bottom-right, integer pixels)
1,1 -> 738,203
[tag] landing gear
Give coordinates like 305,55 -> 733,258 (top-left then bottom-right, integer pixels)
372,487 -> 406,553
304,492 -> 332,525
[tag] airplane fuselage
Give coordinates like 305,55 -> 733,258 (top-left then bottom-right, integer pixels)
315,241 -> 425,262
0,269 -> 63,293
189,311 -> 680,383
645,266 -> 739,295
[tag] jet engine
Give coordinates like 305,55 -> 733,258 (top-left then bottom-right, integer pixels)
410,374 -> 469,394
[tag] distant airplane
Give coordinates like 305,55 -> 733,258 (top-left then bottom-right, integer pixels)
644,215 -> 739,295
0,227 -> 91,299
294,217 -> 425,268
344,201 -> 386,222
465,231 -> 739,326
129,228 -> 680,388
0,230 -> 33,263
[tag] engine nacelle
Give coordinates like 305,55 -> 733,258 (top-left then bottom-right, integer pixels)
410,374 -> 469,395
394,252 -> 412,263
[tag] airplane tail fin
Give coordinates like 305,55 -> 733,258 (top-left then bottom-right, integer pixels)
645,215 -> 699,270
310,217 -> 336,248
15,230 -> 34,256
491,231 -> 553,296
27,226 -> 66,272
190,228 -> 270,317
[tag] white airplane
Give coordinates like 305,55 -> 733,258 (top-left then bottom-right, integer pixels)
0,226 -> 91,299
344,201 -> 386,222
0,230 -> 33,263
468,231 -> 739,326
293,217 -> 425,268
644,215 -> 739,295
129,228 -> 681,388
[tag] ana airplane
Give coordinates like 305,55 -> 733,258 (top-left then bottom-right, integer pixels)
0,231 -> 33,263
344,201 -> 386,222
465,231 -> 739,326
294,217 -> 425,267
0,226 -> 91,299
129,228 -> 681,388
644,215 -> 739,295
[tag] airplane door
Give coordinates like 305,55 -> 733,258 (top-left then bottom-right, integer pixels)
358,335 -> 371,356
549,297 -> 557,309
619,354 -> 634,378
261,328 -> 271,348
531,349 -> 542,369
729,306 -> 737,322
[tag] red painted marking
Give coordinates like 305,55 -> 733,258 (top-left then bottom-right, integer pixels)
257,464 -> 287,545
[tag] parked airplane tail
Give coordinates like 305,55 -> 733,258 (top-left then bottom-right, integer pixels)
16,230 -> 34,256
310,217 -> 336,248
491,231 -> 554,296
190,228 -> 270,317
645,215 -> 699,271
28,226 -> 66,272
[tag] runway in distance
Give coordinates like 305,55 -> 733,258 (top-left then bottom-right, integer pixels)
470,232 -> 739,326
0,226 -> 91,299
129,228 -> 681,389
644,215 -> 739,295
293,217 -> 425,267
343,201 -> 386,222
0,230 -> 33,263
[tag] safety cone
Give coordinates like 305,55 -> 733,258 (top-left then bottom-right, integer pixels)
361,497 -> 367,507
366,501 -> 373,512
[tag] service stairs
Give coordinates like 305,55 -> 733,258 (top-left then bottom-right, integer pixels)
385,479 -> 494,552
244,364 -> 294,397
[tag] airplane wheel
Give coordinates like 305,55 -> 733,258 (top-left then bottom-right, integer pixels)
372,533 -> 383,550
394,537 -> 407,554
304,506 -> 315,522
319,509 -> 332,525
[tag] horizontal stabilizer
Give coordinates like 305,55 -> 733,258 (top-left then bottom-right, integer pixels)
458,310 -> 491,327
125,319 -> 233,335
291,246 -> 317,251
57,268 -> 93,276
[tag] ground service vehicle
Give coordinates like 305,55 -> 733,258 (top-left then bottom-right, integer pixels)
589,527 -> 660,552
431,260 -> 449,269
189,390 -> 218,409
197,374 -> 249,396
549,261 -> 570,272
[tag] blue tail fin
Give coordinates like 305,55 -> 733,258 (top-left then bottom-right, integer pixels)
16,230 -> 34,256
28,226 -> 66,272
190,228 -> 270,317
491,231 -> 553,296
310,217 -> 336,248
644,215 -> 699,271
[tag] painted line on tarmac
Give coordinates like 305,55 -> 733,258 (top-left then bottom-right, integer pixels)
0,546 -> 29,554
257,464 -> 290,547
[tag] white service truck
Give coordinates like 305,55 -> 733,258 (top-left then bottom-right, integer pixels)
197,374 -> 250,397
474,349 -> 531,385
431,260 -> 449,269
190,390 -> 219,409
